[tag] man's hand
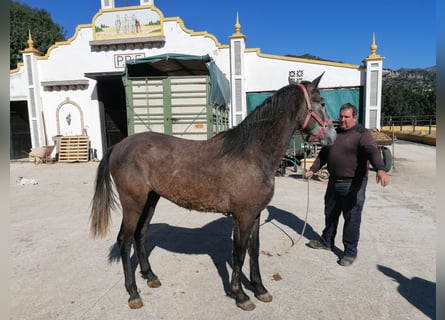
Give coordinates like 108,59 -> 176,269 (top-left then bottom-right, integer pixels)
376,170 -> 390,187
304,170 -> 314,179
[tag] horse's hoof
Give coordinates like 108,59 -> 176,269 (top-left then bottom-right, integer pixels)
128,298 -> 143,309
236,299 -> 256,311
255,292 -> 273,303
147,279 -> 161,288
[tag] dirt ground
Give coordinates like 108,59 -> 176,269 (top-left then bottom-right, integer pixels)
9,140 -> 436,320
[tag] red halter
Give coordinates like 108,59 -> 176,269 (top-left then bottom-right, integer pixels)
298,83 -> 332,143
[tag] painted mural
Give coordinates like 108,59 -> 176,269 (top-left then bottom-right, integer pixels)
93,8 -> 163,40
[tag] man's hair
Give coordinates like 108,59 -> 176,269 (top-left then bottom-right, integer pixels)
339,103 -> 357,117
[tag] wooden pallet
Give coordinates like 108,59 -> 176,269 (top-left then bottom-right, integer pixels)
57,136 -> 89,163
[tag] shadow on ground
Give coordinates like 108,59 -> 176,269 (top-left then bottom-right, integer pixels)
377,264 -> 436,319
105,204 -> 324,298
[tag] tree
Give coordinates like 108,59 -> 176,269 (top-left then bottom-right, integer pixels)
381,69 -> 436,118
10,0 -> 67,69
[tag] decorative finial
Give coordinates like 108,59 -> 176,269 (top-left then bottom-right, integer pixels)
235,12 -> 241,34
230,12 -> 246,40
21,30 -> 41,55
367,32 -> 381,58
28,30 -> 34,48
363,32 -> 382,61
370,32 -> 377,56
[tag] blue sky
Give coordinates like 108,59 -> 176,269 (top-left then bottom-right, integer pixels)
16,0 -> 436,70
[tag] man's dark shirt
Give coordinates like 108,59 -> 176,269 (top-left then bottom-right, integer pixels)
309,124 -> 386,180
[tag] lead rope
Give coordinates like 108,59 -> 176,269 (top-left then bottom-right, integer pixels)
292,143 -> 311,246
296,144 -> 311,243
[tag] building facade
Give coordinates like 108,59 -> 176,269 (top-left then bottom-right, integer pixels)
10,0 -> 384,160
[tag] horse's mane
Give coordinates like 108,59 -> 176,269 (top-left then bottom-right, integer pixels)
215,83 -> 304,155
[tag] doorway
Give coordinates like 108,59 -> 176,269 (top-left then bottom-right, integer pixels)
96,75 -> 128,149
10,100 -> 32,159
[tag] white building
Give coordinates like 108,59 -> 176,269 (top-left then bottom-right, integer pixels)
10,0 -> 384,161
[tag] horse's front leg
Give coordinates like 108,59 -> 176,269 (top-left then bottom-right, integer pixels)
230,216 -> 255,311
248,215 -> 273,303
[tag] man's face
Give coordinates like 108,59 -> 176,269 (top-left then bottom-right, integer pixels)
338,108 -> 357,130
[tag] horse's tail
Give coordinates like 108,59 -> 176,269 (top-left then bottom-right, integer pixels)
89,147 -> 117,238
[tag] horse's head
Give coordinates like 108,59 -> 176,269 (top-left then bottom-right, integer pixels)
297,73 -> 336,146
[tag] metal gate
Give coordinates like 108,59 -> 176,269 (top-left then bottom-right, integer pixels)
124,75 -> 228,140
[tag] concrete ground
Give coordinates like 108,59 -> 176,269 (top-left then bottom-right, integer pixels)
9,140 -> 436,319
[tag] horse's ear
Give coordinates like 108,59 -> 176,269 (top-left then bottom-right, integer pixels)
312,72 -> 325,88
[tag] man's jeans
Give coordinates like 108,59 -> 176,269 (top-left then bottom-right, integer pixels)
321,178 -> 368,257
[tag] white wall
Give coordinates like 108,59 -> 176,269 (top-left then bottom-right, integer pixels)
10,4 -> 368,160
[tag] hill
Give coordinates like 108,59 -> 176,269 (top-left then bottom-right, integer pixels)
383,67 -> 436,83
381,67 -> 435,118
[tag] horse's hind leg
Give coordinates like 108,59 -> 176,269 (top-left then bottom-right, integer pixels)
134,191 -> 162,288
117,213 -> 143,309
248,215 -> 273,303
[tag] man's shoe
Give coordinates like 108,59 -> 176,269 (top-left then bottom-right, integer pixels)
306,239 -> 332,250
338,256 -> 356,267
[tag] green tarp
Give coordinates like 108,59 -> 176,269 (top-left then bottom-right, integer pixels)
320,88 -> 361,120
246,92 -> 274,114
246,87 -> 362,120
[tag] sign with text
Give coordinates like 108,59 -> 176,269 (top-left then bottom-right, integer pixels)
114,53 -> 145,68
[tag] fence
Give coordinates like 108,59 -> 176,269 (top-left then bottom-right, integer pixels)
381,115 -> 436,134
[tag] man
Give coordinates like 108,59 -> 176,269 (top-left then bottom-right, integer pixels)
304,103 -> 390,266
